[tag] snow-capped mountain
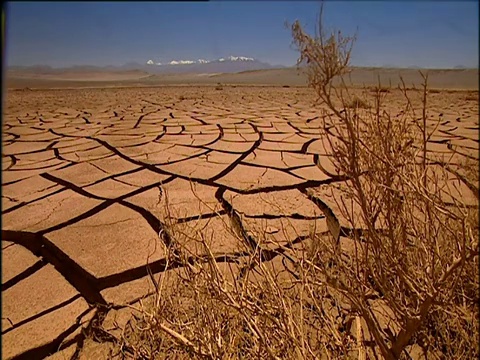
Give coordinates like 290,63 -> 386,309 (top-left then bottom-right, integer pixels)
218,56 -> 254,62
168,60 -> 196,65
141,55 -> 275,74
145,56 -> 256,66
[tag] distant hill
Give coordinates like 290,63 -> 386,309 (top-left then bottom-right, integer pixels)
5,65 -> 478,90
7,56 -> 284,76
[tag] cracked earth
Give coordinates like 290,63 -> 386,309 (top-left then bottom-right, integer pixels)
2,86 -> 478,359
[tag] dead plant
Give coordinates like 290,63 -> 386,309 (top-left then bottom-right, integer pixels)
111,185 -> 347,359
291,3 -> 479,359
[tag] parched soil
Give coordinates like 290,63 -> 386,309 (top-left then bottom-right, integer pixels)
1,86 -> 478,359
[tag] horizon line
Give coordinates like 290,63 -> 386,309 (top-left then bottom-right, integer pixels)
6,63 -> 479,71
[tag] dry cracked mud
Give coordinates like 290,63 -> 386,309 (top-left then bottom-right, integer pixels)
2,86 -> 478,359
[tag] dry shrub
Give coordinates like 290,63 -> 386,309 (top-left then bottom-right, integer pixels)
110,186 -> 354,359
291,3 -> 479,359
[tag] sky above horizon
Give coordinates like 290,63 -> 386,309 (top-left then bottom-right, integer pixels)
5,1 -> 479,69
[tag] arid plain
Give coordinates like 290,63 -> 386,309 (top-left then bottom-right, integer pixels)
2,68 -> 479,359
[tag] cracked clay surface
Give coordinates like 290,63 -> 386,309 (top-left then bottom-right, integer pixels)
2,86 -> 478,359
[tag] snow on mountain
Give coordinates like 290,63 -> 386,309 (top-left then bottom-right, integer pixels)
140,55 -> 281,74
169,60 -> 196,65
224,56 -> 254,61
147,56 -> 256,66
147,59 -> 164,66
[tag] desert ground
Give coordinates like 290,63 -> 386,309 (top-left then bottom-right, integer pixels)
1,69 -> 479,359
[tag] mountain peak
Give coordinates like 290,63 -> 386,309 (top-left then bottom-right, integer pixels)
218,56 -> 255,62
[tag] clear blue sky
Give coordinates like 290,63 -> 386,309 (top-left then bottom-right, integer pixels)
5,1 -> 479,68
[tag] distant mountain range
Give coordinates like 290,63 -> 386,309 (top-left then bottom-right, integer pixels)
8,56 -> 286,75
146,55 -> 256,66
7,58 -> 476,80
140,55 -> 283,74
